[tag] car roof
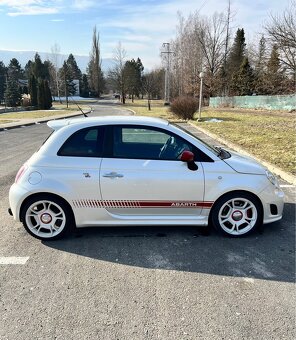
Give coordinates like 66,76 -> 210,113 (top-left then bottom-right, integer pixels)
47,116 -> 169,131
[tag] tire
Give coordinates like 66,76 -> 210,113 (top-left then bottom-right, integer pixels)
211,191 -> 263,237
21,194 -> 75,240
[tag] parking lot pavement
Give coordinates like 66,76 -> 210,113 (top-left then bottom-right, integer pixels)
0,109 -> 295,340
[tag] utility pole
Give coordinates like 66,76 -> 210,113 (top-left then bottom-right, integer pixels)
161,42 -> 174,105
198,72 -> 204,121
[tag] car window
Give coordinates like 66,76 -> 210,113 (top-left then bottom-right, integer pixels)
58,127 -> 104,157
113,126 -> 193,160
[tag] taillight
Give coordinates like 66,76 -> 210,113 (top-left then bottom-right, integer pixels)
15,164 -> 28,183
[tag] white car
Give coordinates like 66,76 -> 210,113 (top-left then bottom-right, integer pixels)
9,116 -> 284,240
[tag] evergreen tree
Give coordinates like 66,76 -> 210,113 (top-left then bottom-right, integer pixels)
32,53 -> 49,80
5,78 -> 22,107
227,28 -> 246,81
87,26 -> 105,97
254,36 -> 267,94
124,58 -> 144,101
24,60 -> 33,79
43,80 -> 52,109
231,57 -> 254,95
263,45 -> 285,94
0,61 -> 7,103
59,61 -> 75,106
135,58 -> 144,95
7,58 -> 23,80
27,54 -> 52,108
65,54 -> 82,96
80,74 -> 90,97
29,74 -> 38,107
66,54 -> 82,80
37,79 -> 45,110
46,80 -> 53,109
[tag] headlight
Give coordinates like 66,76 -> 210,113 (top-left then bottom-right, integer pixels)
265,169 -> 278,186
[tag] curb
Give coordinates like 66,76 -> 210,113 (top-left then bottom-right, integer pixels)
188,121 -> 296,185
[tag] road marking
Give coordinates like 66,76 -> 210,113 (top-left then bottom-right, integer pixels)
280,185 -> 295,188
0,257 -> 29,265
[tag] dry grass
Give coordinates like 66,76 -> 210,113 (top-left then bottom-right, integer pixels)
192,108 -> 296,175
0,103 -> 90,120
0,120 -> 13,124
124,100 -> 296,175
124,99 -> 176,120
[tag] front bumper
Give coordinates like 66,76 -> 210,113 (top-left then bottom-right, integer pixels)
260,184 -> 285,224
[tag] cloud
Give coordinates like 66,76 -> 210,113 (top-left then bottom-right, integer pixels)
8,6 -> 59,16
0,0 -> 61,16
72,0 -> 96,10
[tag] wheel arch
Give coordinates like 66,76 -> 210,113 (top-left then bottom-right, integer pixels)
19,192 -> 75,224
209,189 -> 264,224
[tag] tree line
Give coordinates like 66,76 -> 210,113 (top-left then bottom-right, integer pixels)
0,27 -> 147,108
0,1 -> 295,108
168,1 -> 295,99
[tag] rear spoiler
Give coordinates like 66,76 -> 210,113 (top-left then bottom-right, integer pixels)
47,118 -> 87,131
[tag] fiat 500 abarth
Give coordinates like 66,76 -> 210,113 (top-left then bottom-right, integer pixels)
9,116 -> 284,240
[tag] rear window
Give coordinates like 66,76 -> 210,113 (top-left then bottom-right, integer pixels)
58,127 -> 104,157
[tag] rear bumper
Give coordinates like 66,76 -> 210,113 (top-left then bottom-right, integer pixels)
9,183 -> 30,222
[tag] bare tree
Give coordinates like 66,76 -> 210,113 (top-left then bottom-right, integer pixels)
109,42 -> 127,104
49,43 -> 62,101
171,13 -> 203,97
196,12 -> 229,95
265,1 -> 296,87
142,72 -> 159,110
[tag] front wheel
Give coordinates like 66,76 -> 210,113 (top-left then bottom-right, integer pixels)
211,192 -> 263,237
21,195 -> 74,240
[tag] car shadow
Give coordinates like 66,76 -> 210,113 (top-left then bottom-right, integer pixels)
43,202 -> 295,283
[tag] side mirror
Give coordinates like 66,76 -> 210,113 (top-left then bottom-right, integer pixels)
180,150 -> 198,171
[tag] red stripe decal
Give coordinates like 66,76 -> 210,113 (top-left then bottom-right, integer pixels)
73,199 -> 213,209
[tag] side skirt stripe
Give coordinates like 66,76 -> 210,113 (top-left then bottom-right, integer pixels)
72,200 -> 213,209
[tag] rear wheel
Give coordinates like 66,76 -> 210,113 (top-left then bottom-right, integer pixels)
21,195 -> 74,240
211,192 -> 262,237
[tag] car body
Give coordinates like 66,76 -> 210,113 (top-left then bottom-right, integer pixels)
9,116 -> 284,240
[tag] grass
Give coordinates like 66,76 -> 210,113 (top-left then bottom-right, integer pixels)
124,99 -> 175,120
0,120 -> 13,124
193,109 -> 296,175
124,99 -> 296,175
0,102 -> 90,120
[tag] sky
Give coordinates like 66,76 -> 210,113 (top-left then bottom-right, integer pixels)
0,0 -> 291,70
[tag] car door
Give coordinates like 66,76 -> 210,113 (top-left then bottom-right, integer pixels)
55,126 -> 105,222
99,125 -> 206,217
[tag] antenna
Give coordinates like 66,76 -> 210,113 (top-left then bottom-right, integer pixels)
68,96 -> 89,117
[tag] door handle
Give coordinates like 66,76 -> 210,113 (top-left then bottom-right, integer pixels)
102,172 -> 124,178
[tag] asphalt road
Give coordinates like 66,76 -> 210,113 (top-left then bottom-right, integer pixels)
0,103 -> 295,340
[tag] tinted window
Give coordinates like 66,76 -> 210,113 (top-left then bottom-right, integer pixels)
113,126 -> 194,160
58,127 -> 104,157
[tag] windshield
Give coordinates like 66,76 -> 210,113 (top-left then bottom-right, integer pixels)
171,123 -> 231,160
171,123 -> 220,155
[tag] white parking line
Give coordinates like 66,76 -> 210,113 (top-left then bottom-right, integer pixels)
280,185 -> 295,188
0,257 -> 29,265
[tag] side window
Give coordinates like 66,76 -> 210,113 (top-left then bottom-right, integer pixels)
58,127 -> 104,157
113,126 -> 193,160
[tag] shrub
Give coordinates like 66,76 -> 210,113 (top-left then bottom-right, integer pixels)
170,96 -> 199,120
